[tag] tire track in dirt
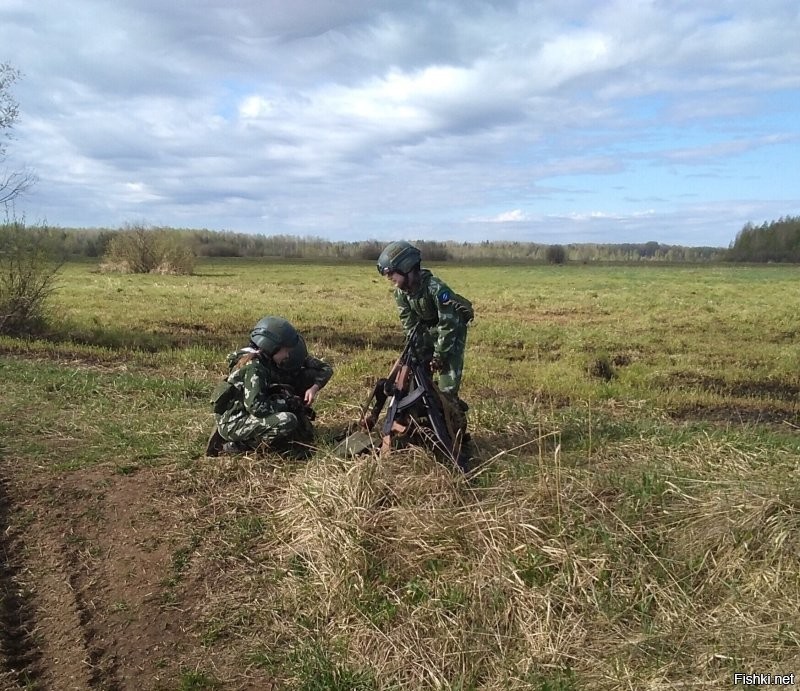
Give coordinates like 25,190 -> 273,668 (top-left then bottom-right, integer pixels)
1,467 -> 108,690
22,530 -> 101,691
59,538 -> 122,690
0,464 -> 116,690
24,472 -> 134,691
0,474 -> 43,688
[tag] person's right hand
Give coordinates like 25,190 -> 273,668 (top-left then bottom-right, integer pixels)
304,384 -> 320,405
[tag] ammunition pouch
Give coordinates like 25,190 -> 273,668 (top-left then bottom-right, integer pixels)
211,380 -> 239,414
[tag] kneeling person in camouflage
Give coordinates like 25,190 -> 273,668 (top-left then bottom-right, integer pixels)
208,316 -> 333,456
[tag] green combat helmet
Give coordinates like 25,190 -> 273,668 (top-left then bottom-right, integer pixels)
376,241 -> 422,276
250,316 -> 308,368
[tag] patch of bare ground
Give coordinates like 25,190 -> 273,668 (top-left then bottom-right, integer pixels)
0,462 -> 199,690
668,372 -> 800,402
664,373 -> 800,427
668,403 -> 800,427
0,344 -> 150,374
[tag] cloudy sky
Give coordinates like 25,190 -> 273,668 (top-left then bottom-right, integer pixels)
2,1 -> 799,246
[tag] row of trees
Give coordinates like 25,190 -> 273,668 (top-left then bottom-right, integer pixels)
37,225 -> 728,264
727,216 -> 800,263
41,218 -> 800,266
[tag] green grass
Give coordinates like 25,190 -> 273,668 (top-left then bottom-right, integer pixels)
2,258 -> 799,689
175,669 -> 221,690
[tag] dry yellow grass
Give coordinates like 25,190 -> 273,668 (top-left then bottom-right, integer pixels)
158,432 -> 799,689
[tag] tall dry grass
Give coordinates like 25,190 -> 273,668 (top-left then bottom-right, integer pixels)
164,430 -> 799,690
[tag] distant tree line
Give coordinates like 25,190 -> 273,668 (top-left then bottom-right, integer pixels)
22,218 -> 800,265
727,216 -> 800,263
30,225 -> 729,264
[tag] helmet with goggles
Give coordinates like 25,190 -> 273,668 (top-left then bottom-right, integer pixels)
376,241 -> 421,276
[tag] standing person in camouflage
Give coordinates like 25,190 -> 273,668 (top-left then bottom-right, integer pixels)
207,316 -> 333,457
376,241 -> 473,406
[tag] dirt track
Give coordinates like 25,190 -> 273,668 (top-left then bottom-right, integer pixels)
0,463 -> 194,690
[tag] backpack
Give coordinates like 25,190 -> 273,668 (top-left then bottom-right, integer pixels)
211,349 -> 259,414
440,290 -> 474,323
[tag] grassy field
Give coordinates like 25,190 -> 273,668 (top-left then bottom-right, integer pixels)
1,258 -> 799,690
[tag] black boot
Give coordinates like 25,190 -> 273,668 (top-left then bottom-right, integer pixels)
205,428 -> 225,457
221,440 -> 252,455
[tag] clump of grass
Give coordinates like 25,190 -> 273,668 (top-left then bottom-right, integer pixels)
176,668 -> 221,690
587,353 -> 615,381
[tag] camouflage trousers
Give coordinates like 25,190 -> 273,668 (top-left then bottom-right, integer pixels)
437,346 -> 465,396
215,409 -> 307,448
419,326 -> 467,396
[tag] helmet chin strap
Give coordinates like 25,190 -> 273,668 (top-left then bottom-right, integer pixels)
405,266 -> 421,291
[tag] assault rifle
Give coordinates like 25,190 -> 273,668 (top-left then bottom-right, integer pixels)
357,324 -> 469,471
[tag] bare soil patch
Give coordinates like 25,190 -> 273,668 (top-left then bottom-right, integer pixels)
668,402 -> 800,427
0,462 -> 199,690
668,371 -> 800,401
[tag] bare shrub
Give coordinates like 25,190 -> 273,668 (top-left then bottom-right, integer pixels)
0,221 -> 62,335
101,224 -> 196,275
152,231 -> 196,274
101,225 -> 157,273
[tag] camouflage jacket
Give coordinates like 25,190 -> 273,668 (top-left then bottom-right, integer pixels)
394,269 -> 473,359
221,347 -> 333,418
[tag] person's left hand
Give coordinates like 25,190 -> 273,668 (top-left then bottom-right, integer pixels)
304,384 -> 320,405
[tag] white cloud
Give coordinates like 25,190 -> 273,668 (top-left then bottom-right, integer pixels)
473,209 -> 529,223
562,210 -> 656,222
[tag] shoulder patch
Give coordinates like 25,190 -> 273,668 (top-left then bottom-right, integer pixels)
438,290 -> 451,304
